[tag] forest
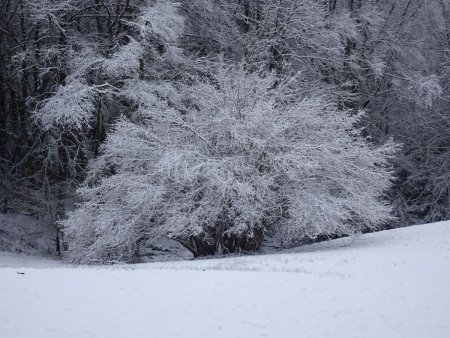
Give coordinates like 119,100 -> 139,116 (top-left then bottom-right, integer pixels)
0,0 -> 449,263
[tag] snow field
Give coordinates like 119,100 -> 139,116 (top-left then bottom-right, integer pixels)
1,221 -> 449,338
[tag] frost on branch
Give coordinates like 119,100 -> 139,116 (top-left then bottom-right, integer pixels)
138,0 -> 184,44
63,63 -> 396,263
34,78 -> 96,131
411,75 -> 443,109
102,39 -> 144,79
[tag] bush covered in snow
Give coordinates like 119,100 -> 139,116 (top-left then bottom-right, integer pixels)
63,63 -> 395,263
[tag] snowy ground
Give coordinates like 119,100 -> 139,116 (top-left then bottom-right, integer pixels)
1,221 -> 449,338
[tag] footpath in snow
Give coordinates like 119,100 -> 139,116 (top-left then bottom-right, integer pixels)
0,221 -> 449,338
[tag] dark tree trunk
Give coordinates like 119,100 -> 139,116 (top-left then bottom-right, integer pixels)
1,199 -> 7,214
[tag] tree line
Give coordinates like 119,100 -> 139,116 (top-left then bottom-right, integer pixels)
0,0 -> 449,263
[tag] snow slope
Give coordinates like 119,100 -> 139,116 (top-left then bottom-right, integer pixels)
0,221 -> 449,338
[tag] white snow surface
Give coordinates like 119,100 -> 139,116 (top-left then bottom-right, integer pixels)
1,221 -> 449,338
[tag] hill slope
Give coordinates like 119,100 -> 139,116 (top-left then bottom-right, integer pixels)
1,221 -> 449,338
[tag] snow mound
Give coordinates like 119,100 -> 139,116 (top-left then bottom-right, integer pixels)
0,221 -> 449,338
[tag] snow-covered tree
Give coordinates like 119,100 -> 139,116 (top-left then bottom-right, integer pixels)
3,0 -> 449,262
63,62 -> 395,263
0,0 -> 185,252
348,0 -> 450,224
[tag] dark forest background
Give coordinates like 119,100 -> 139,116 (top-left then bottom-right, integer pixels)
1,0 -> 449,262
